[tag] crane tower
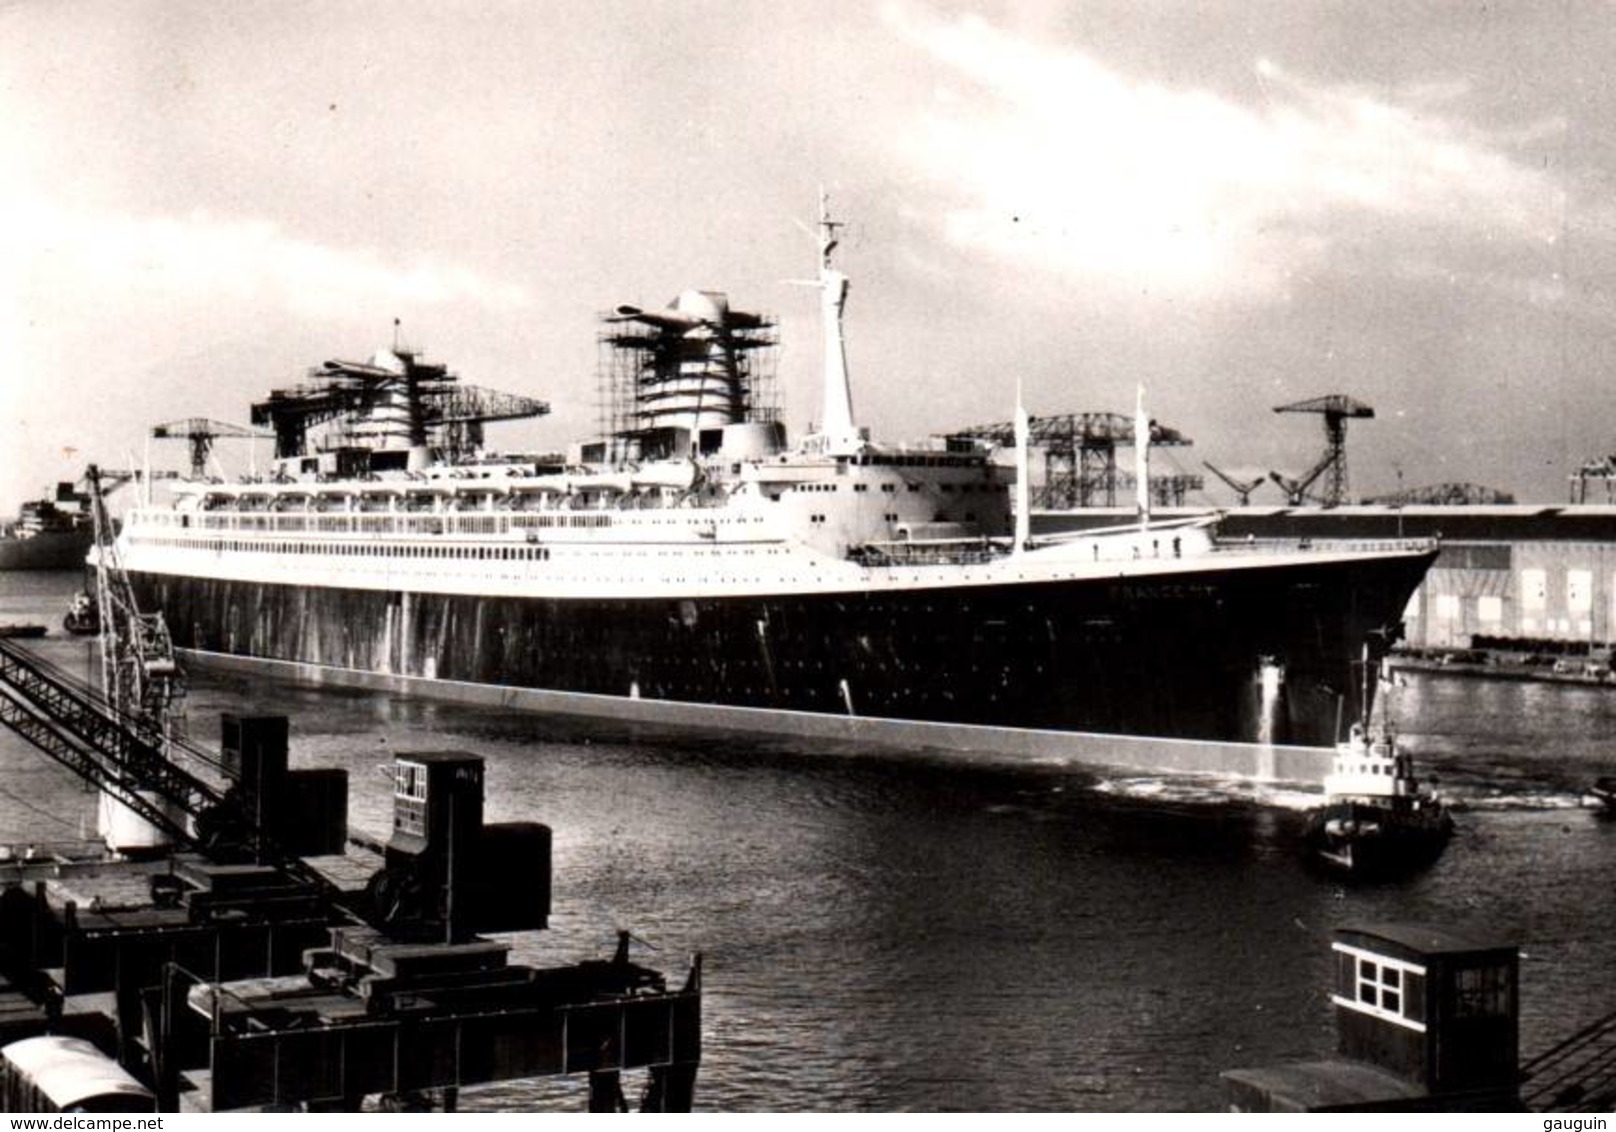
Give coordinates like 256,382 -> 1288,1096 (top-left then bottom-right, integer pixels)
152,418 -> 273,480
1272,394 -> 1374,507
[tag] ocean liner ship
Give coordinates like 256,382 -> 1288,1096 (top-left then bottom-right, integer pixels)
109,201 -> 1436,750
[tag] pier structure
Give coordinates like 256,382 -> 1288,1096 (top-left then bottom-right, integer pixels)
0,639 -> 701,1112
1223,922 -> 1616,1113
173,926 -> 700,1112
1224,923 -> 1522,1111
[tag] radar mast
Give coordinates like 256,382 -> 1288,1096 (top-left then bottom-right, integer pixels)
809,189 -> 862,455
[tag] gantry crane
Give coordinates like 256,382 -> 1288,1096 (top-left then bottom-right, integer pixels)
429,383 -> 553,463
1271,394 -> 1375,506
151,418 -> 273,479
947,411 -> 1200,508
251,341 -> 550,464
1367,482 -> 1516,506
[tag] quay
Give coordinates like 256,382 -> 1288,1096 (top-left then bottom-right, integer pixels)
1224,923 -> 1616,1113
0,637 -> 700,1112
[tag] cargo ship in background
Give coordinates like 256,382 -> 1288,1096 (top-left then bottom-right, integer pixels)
105,198 -> 1437,752
0,486 -> 94,571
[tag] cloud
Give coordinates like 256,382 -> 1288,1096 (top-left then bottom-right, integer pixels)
0,196 -> 532,316
887,8 -> 1569,301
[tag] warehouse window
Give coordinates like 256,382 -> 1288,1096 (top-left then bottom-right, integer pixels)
1521,568 -> 1547,610
1477,596 -> 1503,624
1568,569 -> 1592,613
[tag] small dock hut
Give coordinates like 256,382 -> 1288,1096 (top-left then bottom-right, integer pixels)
1223,923 -> 1520,1111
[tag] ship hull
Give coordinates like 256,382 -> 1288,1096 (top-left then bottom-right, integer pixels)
129,550 -> 1432,748
1304,799 -> 1454,877
0,530 -> 92,571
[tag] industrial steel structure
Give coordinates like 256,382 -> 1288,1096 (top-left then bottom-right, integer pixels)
151,419 -> 272,480
1569,456 -> 1616,504
596,293 -> 780,464
1271,394 -> 1375,507
0,644 -> 701,1111
250,345 -> 549,466
947,412 -> 1201,508
1203,461 -> 1267,506
1365,482 -> 1516,507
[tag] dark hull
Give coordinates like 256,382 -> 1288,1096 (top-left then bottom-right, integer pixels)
1305,799 -> 1454,877
129,551 -> 1433,746
0,530 -> 91,571
1591,777 -> 1616,813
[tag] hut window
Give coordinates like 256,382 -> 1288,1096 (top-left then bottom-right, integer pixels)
1376,966 -> 1401,1014
1331,942 -> 1427,1032
1358,960 -> 1385,1007
1454,964 -> 1511,1018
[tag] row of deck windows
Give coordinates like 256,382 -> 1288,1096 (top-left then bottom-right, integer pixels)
182,512 -> 619,535
134,535 -> 808,564
182,510 -> 775,534
139,535 -> 555,562
793,482 -> 990,494
841,454 -> 984,468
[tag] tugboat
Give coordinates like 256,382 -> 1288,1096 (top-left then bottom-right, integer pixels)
1587,776 -> 1616,813
62,590 -> 99,636
1305,652 -> 1453,877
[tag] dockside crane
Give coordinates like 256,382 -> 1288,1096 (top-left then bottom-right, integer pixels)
84,465 -> 184,739
1271,394 -> 1374,506
0,467 -> 223,846
0,629 -> 701,1111
151,418 -> 272,480
1269,455 -> 1337,506
1203,461 -> 1266,506
0,472 -> 340,864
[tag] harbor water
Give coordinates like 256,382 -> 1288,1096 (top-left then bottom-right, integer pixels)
3,570 -> 1614,1111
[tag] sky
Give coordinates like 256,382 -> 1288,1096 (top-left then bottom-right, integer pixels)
4,0 -> 1616,514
